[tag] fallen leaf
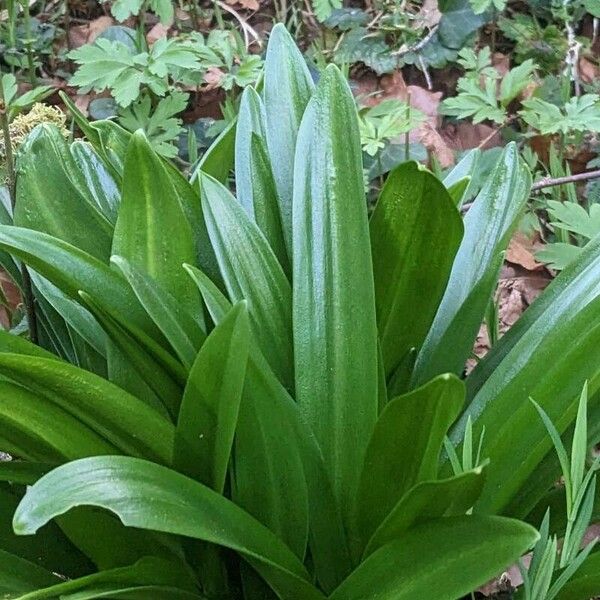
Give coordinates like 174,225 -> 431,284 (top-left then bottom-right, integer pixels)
505,232 -> 543,271
579,57 -> 599,84
147,22 -> 171,44
226,0 -> 260,9
417,122 -> 454,167
416,0 -> 442,28
73,94 -> 92,115
68,15 -> 113,48
441,121 -> 500,151
203,67 -> 225,90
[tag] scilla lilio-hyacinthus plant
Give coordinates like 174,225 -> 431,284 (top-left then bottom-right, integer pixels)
0,23 -> 599,600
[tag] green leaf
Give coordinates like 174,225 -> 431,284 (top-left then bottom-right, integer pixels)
199,173 -> 293,390
0,353 -> 174,463
14,125 -> 113,261
293,64 -> 378,530
185,264 -> 346,588
536,242 -> 582,271
193,119 -> 236,184
0,486 -> 92,579
111,256 -> 205,371
355,374 -> 465,549
80,290 -> 184,419
0,379 -> 118,462
13,456 -> 325,600
556,550 -> 600,599
329,516 -> 538,600
413,143 -> 531,385
364,468 -> 486,558
0,226 -> 163,343
459,232 -> 600,514
235,87 -> 289,273
0,549 -> 59,598
264,24 -> 315,256
70,141 -> 120,225
370,162 -> 463,377
4,557 -> 196,600
174,301 -> 249,491
113,131 -> 199,318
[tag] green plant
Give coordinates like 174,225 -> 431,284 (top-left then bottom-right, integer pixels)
68,30 -> 262,157
441,47 -> 537,124
517,383 -> 599,600
2,24 -> 600,600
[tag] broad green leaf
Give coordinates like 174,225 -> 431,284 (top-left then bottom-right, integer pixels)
264,23 -> 315,255
370,162 -> 463,377
459,233 -> 600,513
0,486 -> 92,579
193,119 -> 236,185
0,353 -> 173,463
0,226 -> 163,343
70,141 -> 120,224
0,549 -> 59,597
0,328 -> 58,360
80,291 -> 184,419
355,374 -> 465,549
6,557 -> 197,600
414,143 -> 531,385
58,585 -> 204,599
13,456 -> 325,600
174,302 -> 249,491
199,173 -> 293,390
556,550 -> 600,599
235,86 -> 268,219
31,272 -> 107,358
113,131 -> 199,317
14,125 -> 113,261
329,516 -> 538,600
0,380 -> 118,462
364,468 -> 486,558
235,87 -> 289,273
111,256 -> 205,370
0,462 -> 51,485
293,64 -> 378,530
185,264 -> 348,590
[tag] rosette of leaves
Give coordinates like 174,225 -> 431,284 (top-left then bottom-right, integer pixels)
1,24 -> 600,600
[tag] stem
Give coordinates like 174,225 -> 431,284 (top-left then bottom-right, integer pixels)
22,0 -> 37,85
0,90 -> 38,343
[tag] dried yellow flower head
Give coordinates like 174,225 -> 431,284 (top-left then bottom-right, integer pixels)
0,103 -> 68,160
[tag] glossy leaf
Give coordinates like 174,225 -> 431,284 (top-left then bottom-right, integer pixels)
329,516 -> 538,600
293,64 -> 378,528
193,119 -> 236,184
174,301 -> 250,491
452,231 -> 600,513
264,23 -> 315,254
14,125 -> 113,261
0,353 -> 174,463
199,173 -> 293,390
0,226 -> 163,343
113,131 -> 198,317
0,380 -> 117,462
13,456 -> 325,600
0,550 -> 59,597
370,162 -> 463,377
70,140 -> 120,224
414,143 -> 530,385
364,468 -> 486,558
112,256 -> 205,370
355,374 -> 465,549
556,550 -> 600,599
186,263 -> 348,590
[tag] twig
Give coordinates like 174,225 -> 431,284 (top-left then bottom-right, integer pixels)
460,169 -> 600,214
392,24 -> 438,57
215,0 -> 262,49
530,169 -> 600,191
0,90 -> 38,343
418,55 -> 432,90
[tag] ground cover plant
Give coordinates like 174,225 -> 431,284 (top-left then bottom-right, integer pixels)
0,22 -> 599,599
